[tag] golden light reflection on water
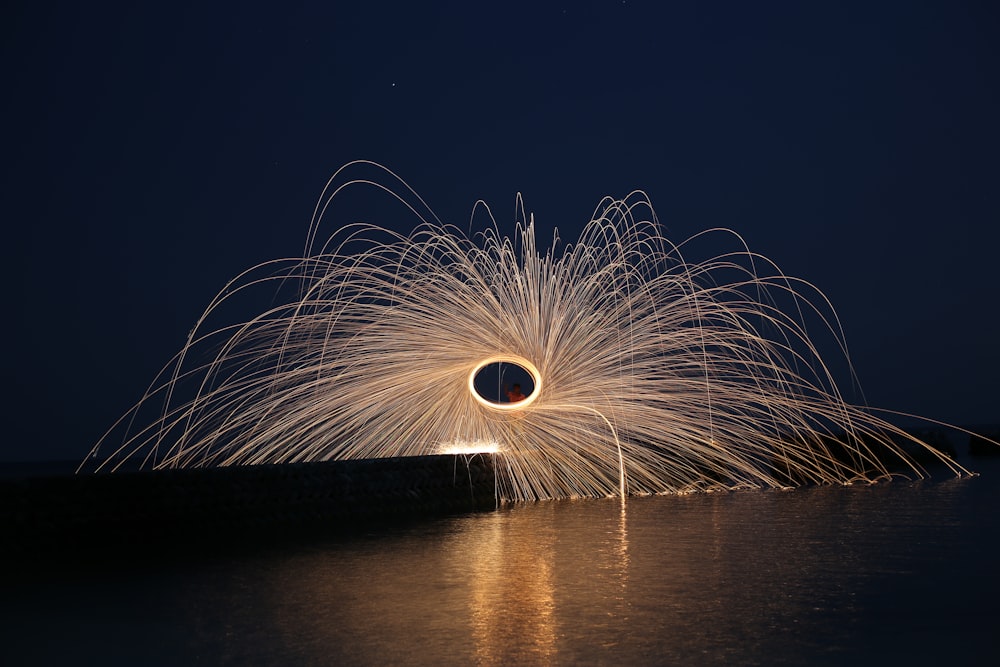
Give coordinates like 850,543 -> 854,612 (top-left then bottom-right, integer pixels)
461,510 -> 558,664
449,498 -> 633,664
7,472 -> 995,666
156,475 -> 985,665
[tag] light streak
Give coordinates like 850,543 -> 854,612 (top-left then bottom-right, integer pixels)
84,161 -> 972,500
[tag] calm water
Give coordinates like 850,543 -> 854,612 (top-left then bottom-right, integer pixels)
4,458 -> 1000,665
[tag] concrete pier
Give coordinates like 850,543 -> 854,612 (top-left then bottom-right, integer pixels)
1,455 -> 497,558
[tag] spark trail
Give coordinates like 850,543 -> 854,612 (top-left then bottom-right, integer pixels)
84,162 -> 971,501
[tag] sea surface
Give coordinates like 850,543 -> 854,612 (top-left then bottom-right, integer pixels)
3,454 -> 999,665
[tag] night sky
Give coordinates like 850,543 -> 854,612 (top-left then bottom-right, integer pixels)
4,1 -> 998,462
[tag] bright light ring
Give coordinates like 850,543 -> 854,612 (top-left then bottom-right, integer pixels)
468,355 -> 542,411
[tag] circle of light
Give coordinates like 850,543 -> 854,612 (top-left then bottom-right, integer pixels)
468,356 -> 542,410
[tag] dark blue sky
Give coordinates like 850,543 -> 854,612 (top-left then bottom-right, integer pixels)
4,1 -> 998,461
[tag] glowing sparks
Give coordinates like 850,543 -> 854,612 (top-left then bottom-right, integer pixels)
437,440 -> 502,456
85,161 -> 971,501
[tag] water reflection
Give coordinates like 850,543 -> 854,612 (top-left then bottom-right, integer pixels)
460,506 -> 557,663
5,463 -> 1000,665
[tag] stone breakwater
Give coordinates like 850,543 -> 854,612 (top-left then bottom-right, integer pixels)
1,455 -> 497,557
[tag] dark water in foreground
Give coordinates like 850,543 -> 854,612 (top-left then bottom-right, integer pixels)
4,459 -> 1000,666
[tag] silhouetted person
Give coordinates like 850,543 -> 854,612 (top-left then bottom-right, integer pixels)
506,383 -> 526,402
